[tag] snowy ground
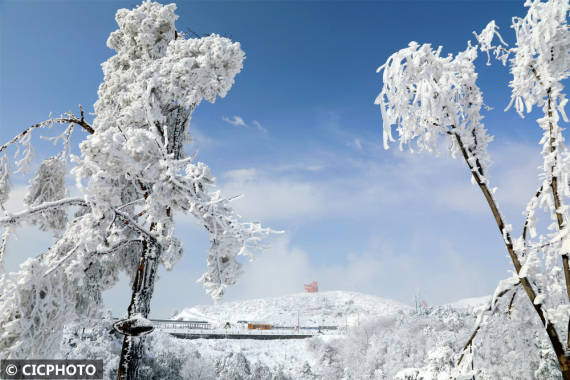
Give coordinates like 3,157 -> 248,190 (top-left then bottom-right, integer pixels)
148,291 -> 484,379
72,290 -> 553,378
174,290 -> 412,328
443,295 -> 490,311
167,291 -> 415,377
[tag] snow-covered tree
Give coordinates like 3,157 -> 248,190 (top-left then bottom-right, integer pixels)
376,0 -> 569,377
0,2 -> 271,378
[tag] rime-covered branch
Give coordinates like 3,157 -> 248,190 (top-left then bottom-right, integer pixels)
112,208 -> 159,245
545,92 -> 570,303
522,184 -> 544,242
0,108 -> 94,155
0,197 -> 158,246
0,197 -> 87,227
95,240 -> 143,255
457,279 -> 520,365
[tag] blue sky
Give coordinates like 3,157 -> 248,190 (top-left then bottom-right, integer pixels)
0,0 -> 558,318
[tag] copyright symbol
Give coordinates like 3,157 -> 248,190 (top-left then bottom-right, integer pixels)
5,364 -> 17,376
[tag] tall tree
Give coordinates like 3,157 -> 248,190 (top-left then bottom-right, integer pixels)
0,2 -> 271,378
376,0 -> 570,377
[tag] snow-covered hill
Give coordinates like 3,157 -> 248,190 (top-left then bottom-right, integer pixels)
174,291 -> 412,328
443,295 -> 490,311
146,291 -> 418,379
141,291 -> 484,379
73,291 -> 556,379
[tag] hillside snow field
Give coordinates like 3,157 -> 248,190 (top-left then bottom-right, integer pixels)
74,291 -> 554,378
140,291 -> 489,379
443,295 -> 490,311
174,291 -> 412,328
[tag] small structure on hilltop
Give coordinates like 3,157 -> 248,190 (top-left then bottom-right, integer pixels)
304,281 -> 318,293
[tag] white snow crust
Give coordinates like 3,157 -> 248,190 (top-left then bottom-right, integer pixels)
175,290 -> 412,327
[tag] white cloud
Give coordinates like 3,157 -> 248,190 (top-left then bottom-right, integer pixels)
222,115 -> 247,127
273,163 -> 325,173
224,237 -> 313,300
215,151 -> 469,225
223,236 -> 497,306
2,138 -> 543,317
99,140 -> 544,315
223,168 -> 258,182
221,169 -> 325,222
213,139 -> 544,248
221,116 -> 268,133
252,120 -> 268,133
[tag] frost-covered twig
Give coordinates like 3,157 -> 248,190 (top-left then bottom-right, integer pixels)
522,184 -> 544,242
0,197 -> 157,249
0,227 -> 10,274
43,244 -> 80,277
0,197 -> 87,227
117,198 -> 146,211
0,108 -> 94,155
113,208 -> 159,246
95,240 -> 143,255
457,279 -> 520,365
544,93 -> 570,303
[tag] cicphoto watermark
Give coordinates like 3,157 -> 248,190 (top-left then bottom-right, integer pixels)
0,360 -> 103,380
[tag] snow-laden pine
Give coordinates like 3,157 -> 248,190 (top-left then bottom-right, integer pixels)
0,1 -> 271,375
